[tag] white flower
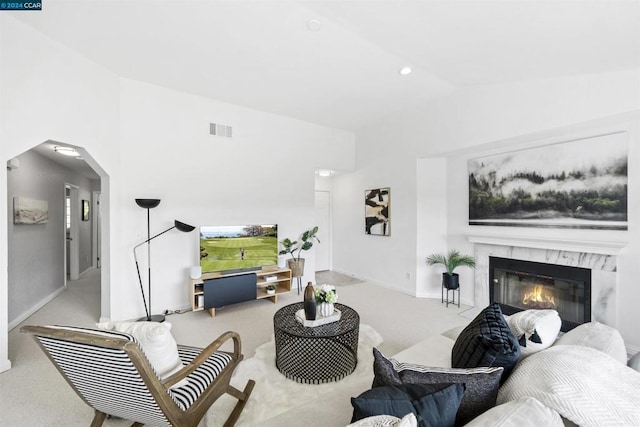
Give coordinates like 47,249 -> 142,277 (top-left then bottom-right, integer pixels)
315,284 -> 338,304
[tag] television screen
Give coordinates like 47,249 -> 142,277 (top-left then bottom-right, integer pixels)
200,224 -> 278,273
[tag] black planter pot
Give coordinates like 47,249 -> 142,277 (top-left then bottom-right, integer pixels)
442,273 -> 460,290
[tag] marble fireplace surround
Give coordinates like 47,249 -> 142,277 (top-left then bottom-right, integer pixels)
469,234 -> 627,329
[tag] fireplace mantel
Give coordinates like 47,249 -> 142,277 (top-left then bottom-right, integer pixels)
467,234 -> 628,256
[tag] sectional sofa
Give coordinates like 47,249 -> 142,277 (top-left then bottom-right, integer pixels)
265,305 -> 640,426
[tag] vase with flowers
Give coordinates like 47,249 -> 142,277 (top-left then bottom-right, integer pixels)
315,284 -> 338,317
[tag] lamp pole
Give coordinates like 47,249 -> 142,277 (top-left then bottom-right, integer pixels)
134,197 -> 195,322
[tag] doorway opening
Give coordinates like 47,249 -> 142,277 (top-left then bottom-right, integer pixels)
5,140 -> 110,332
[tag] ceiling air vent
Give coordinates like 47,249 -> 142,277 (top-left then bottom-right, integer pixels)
210,123 -> 233,138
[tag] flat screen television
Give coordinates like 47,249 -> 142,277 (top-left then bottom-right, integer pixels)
199,224 -> 278,273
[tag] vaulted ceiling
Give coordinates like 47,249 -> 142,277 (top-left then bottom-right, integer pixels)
12,0 -> 640,132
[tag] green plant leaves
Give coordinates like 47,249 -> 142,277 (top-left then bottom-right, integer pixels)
426,249 -> 476,275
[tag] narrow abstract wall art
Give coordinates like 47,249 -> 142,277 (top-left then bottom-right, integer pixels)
468,132 -> 628,230
365,188 -> 390,236
82,200 -> 90,221
14,197 -> 48,224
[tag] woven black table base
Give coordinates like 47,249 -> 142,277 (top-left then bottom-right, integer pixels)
273,302 -> 360,384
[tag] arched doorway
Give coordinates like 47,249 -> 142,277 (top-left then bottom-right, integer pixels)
2,140 -> 110,370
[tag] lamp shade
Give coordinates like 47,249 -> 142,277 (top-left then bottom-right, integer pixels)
136,199 -> 161,209
175,220 -> 195,233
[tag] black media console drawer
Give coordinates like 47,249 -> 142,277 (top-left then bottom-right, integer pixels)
203,273 -> 257,309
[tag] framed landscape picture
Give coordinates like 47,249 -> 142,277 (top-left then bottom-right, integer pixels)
365,188 -> 390,236
468,132 -> 628,230
14,197 -> 48,224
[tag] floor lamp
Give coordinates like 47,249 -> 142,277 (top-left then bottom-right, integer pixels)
134,198 -> 195,322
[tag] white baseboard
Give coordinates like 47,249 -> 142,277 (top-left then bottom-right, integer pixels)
329,268 -> 419,297
9,286 -> 66,331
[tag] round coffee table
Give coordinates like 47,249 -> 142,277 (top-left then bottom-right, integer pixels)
273,302 -> 359,384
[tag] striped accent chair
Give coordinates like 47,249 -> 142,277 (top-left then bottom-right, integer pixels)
21,325 -> 255,427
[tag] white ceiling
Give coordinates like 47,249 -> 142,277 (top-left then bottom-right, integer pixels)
31,141 -> 100,180
12,0 -> 640,134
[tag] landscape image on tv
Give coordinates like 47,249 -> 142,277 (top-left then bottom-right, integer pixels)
200,224 -> 278,273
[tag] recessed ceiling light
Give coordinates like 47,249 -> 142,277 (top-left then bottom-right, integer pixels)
307,19 -> 321,31
399,67 -> 412,76
54,146 -> 80,157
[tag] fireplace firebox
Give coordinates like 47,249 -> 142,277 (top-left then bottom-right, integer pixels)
489,257 -> 591,332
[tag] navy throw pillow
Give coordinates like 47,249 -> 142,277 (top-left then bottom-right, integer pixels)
451,303 -> 520,383
372,348 -> 503,426
351,383 -> 464,427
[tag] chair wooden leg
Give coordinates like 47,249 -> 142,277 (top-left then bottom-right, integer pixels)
223,380 -> 256,427
90,410 -> 107,427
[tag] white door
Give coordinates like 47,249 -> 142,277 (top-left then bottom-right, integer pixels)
314,191 -> 331,271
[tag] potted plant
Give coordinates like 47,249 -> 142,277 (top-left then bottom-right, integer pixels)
266,284 -> 277,295
426,249 -> 476,290
279,226 -> 320,278
315,284 -> 338,317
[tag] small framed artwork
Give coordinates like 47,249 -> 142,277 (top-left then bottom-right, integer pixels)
365,188 -> 390,236
14,197 -> 48,224
82,200 -> 90,221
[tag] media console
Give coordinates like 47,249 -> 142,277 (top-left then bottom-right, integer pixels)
189,266 -> 292,317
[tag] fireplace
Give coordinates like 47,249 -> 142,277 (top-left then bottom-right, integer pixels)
489,257 -> 591,332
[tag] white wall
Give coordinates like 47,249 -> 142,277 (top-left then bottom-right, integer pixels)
112,79 -> 355,320
333,124 -> 419,294
333,70 -> 640,348
0,14 -> 6,373
0,17 -> 355,371
416,158 -> 449,298
0,16 -> 120,372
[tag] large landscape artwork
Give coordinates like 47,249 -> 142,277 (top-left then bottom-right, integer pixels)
468,132 -> 628,230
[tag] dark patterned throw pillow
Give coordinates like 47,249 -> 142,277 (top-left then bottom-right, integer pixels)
373,348 -> 503,426
451,303 -> 520,383
351,383 -> 464,427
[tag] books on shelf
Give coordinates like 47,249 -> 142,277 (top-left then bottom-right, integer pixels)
265,275 -> 278,282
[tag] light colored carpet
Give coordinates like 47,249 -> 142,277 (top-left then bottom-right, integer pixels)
316,270 -> 365,286
206,324 -> 382,426
459,306 -> 483,320
1,268 -> 471,426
